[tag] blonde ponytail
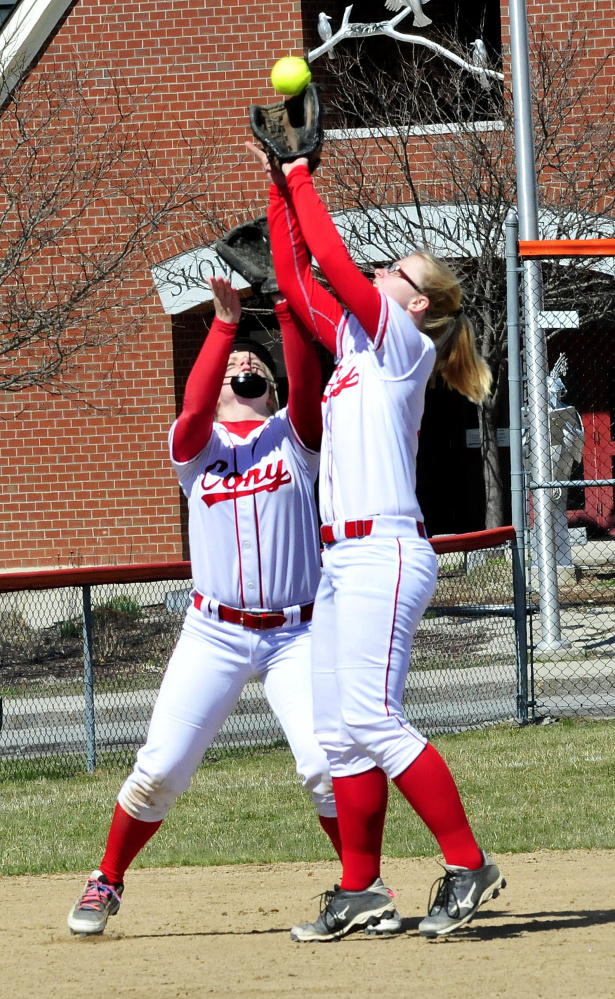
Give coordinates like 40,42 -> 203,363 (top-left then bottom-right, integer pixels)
414,251 -> 492,405
432,315 -> 492,404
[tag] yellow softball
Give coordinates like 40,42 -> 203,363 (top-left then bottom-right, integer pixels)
270,57 -> 312,96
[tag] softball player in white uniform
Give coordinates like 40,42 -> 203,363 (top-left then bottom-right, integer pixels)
68,278 -> 343,936
247,143 -> 505,941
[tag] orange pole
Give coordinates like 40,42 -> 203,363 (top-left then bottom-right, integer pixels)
518,239 -> 615,258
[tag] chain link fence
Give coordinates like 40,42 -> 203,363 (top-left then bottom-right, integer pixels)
516,237 -> 615,721
0,531 -> 520,778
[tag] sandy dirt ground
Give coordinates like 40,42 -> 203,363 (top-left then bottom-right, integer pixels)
2,851 -> 615,999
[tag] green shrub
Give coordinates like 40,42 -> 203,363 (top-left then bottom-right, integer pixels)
95,595 -> 142,619
58,618 -> 81,639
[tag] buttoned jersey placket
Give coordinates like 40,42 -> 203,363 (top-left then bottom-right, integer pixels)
228,432 -> 264,610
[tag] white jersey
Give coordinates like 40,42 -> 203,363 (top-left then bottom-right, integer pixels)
319,294 -> 436,528
169,409 -> 321,610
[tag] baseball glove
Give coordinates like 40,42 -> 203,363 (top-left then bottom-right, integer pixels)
215,216 -> 278,295
249,83 -> 323,173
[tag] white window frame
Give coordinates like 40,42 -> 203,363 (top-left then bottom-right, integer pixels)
325,120 -> 505,140
0,0 -> 74,100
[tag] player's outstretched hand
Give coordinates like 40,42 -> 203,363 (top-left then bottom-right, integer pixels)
245,141 -> 287,187
207,276 -> 241,325
282,157 -> 310,177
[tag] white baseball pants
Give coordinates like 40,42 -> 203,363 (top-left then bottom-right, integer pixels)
118,603 -> 335,822
311,537 -> 438,778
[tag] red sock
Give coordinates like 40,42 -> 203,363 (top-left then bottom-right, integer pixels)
99,803 -> 162,885
332,767 -> 388,891
393,743 -> 482,870
318,815 -> 343,861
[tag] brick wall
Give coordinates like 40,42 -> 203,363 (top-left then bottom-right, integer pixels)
0,1 -> 307,570
501,2 -> 615,81
0,312 -> 179,569
1,0 -> 614,569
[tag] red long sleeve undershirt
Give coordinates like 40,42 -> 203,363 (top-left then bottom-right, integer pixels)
277,299 -> 322,452
172,315 -> 236,463
171,304 -> 322,464
268,184 -> 340,355
268,166 -> 383,352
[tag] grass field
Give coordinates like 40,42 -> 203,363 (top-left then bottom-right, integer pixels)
2,718 -> 615,877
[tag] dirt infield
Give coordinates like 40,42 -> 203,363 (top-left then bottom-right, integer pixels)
2,851 -> 614,999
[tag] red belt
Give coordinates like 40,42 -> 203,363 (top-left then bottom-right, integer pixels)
193,592 -> 313,630
321,519 -> 374,543
320,519 -> 427,544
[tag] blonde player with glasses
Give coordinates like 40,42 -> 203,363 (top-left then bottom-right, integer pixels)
247,141 -> 505,941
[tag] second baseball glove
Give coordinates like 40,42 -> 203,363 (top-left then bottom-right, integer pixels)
215,216 -> 278,295
249,83 -> 323,173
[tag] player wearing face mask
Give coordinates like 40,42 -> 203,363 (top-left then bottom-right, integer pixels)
67,278 -> 402,938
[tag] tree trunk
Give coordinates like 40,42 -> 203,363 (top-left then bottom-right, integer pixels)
478,400 -> 505,528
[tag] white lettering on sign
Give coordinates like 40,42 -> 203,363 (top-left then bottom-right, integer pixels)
151,246 -> 250,315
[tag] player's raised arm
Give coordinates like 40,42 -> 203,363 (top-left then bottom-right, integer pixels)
274,296 -> 322,452
246,140 -> 341,355
172,277 -> 241,463
281,161 -> 383,342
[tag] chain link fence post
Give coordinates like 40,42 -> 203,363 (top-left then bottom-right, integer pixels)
506,209 -> 530,722
510,0 -> 569,651
82,584 -> 96,772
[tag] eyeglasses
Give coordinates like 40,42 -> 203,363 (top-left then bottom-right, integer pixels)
385,263 -> 424,296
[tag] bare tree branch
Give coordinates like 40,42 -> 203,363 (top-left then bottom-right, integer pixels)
308,28 -> 615,526
0,57 -> 224,401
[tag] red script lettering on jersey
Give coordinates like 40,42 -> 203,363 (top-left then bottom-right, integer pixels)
323,366 -> 360,402
200,459 -> 293,507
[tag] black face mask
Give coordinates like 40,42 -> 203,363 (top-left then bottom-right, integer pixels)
230,371 -> 269,399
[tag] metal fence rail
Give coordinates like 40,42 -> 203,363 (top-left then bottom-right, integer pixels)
0,528 -> 522,778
